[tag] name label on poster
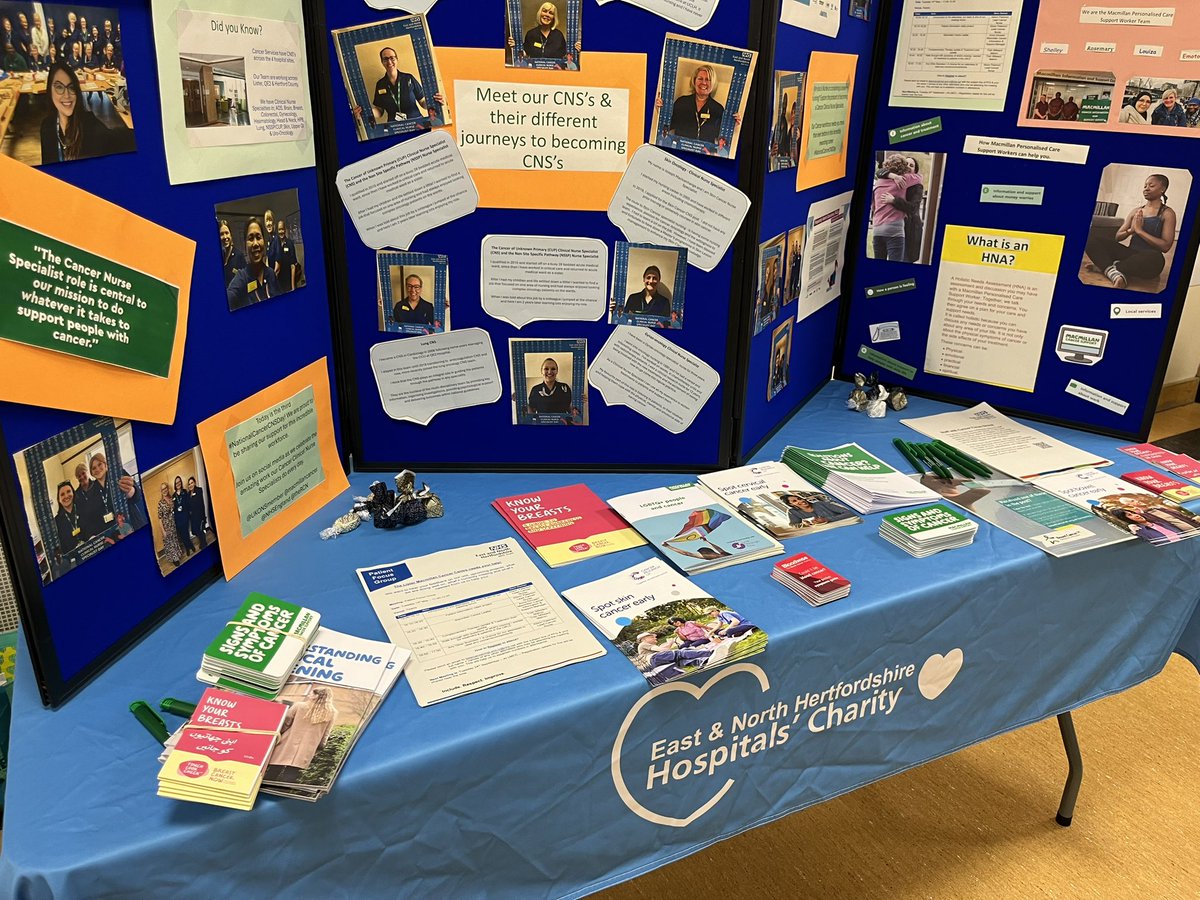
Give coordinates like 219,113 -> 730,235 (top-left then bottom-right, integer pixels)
0,219 -> 179,377
857,345 -> 916,380
454,80 -> 630,173
1065,379 -> 1130,415
1040,42 -> 1069,54
980,184 -> 1045,205
887,117 -> 941,144
1182,49 -> 1200,61
1135,44 -> 1164,57
964,135 -> 1089,165
1079,7 -> 1174,27
1084,42 -> 1116,53
864,278 -> 916,298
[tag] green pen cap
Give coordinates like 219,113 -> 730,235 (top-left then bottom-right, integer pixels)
130,700 -> 170,745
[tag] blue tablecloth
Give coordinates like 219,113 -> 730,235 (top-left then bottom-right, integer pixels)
4,382 -> 1199,898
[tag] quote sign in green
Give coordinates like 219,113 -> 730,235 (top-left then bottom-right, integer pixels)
887,116 -> 942,145
0,219 -> 179,377
225,386 -> 325,538
980,185 -> 1045,206
807,81 -> 850,160
858,345 -> 917,380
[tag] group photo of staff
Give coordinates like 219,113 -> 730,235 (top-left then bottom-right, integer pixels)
1118,77 -> 1200,129
141,447 -> 213,577
1023,69 -> 1114,125
12,416 -> 146,585
865,149 -> 946,265
768,70 -> 804,171
651,34 -> 756,160
609,243 -> 685,329
214,188 -> 305,311
0,2 -> 134,166
754,232 -> 785,335
1080,163 -> 1192,294
504,0 -> 581,71
510,339 -> 588,426
333,14 -> 450,142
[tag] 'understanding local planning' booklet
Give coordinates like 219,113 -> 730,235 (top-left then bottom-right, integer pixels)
356,539 -> 605,706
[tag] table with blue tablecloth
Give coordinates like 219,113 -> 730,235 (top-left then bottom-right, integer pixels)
3,382 -> 1199,898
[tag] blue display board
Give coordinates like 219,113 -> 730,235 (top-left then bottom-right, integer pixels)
0,1 -> 339,705
837,0 -> 1198,439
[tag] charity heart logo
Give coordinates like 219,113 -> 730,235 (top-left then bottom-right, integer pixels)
918,649 -> 963,700
610,663 -> 770,828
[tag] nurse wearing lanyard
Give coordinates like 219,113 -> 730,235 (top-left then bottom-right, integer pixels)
53,481 -> 84,569
663,63 -> 726,145
226,217 -> 281,310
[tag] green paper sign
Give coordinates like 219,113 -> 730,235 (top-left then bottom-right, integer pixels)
887,116 -> 942,144
865,278 -> 917,298
980,184 -> 1045,206
0,218 -> 179,377
858,345 -> 917,380
806,81 -> 850,160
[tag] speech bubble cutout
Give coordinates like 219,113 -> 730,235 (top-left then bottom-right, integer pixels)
603,0 -> 720,30
336,131 -> 479,250
590,326 -> 720,434
481,235 -> 609,328
370,328 -> 502,425
611,662 -> 770,828
364,0 -> 437,11
918,649 -> 963,701
609,145 -> 751,272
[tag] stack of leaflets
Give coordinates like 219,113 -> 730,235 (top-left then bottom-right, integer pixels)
698,461 -> 862,539
772,553 -> 851,606
198,593 -> 321,699
563,559 -> 767,687
879,504 -> 978,557
492,483 -> 645,567
606,483 -> 783,574
782,444 -> 940,514
1032,468 -> 1200,547
260,627 -> 410,801
1120,470 -> 1200,503
156,687 -> 287,810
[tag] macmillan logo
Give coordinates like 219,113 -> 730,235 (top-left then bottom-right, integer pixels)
610,650 -> 966,826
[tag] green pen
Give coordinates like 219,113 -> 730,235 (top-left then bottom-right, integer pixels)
934,441 -> 992,477
159,697 -> 196,718
893,438 -> 926,475
914,443 -> 951,480
130,700 -> 171,745
925,443 -> 970,478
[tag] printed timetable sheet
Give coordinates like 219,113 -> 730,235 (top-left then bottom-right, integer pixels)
890,0 -> 1023,111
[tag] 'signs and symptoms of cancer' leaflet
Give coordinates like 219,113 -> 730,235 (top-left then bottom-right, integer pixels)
890,0 -> 1023,111
902,403 -> 1110,480
356,539 -> 605,706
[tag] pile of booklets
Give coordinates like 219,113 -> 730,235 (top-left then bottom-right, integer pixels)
157,687 -> 287,810
198,593 -> 321,699
259,627 -> 410,801
879,504 -> 978,557
772,553 -> 851,606
782,444 -> 940,514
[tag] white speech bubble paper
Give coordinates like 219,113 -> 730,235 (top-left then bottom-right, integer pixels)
370,328 -> 502,425
595,0 -> 720,30
364,0 -> 437,11
590,326 -> 719,433
336,130 -> 479,250
481,235 -> 609,328
609,145 -> 751,272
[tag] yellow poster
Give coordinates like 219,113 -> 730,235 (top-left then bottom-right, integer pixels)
439,48 -> 646,210
197,359 -> 349,580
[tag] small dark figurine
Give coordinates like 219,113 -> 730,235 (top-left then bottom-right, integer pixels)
320,469 -> 444,539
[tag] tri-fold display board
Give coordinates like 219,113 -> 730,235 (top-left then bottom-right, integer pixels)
0,0 -> 1193,704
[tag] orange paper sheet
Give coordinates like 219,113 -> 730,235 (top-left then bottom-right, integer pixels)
196,359 -> 348,580
0,155 -> 193,424
438,48 -> 646,211
796,52 -> 858,193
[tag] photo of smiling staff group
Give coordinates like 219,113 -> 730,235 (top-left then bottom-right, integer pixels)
0,3 -> 133,166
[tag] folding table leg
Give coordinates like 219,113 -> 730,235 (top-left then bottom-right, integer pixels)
1055,711 -> 1083,827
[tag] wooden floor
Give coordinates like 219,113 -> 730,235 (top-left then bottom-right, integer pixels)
598,405 -> 1200,900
